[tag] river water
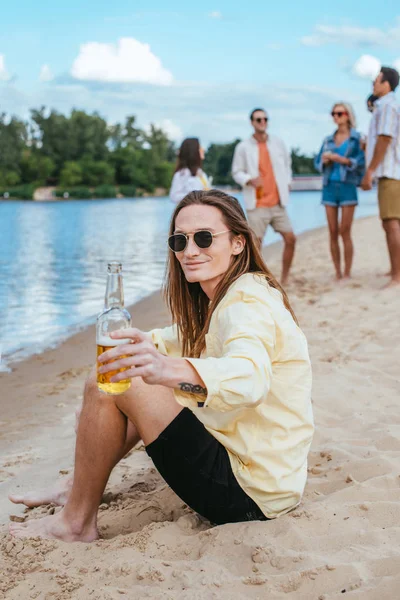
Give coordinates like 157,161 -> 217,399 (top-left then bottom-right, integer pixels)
0,190 -> 378,369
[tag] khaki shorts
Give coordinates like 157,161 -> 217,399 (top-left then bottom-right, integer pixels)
247,205 -> 293,240
378,178 -> 400,220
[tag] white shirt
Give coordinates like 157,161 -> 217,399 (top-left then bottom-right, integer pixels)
367,91 -> 400,181
169,168 -> 211,204
231,135 -> 292,210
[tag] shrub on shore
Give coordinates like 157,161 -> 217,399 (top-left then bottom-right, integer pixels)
54,185 -> 142,199
54,187 -> 92,199
94,185 -> 117,198
119,185 -> 137,198
0,184 -> 36,200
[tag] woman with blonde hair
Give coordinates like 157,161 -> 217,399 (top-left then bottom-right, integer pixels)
315,102 -> 365,280
9,190 -> 313,539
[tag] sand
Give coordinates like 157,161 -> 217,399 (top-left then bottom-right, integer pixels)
1,215 -> 399,600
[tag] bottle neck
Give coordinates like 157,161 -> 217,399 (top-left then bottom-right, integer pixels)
104,273 -> 124,309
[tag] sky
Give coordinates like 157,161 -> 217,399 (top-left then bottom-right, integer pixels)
1,0 -> 400,153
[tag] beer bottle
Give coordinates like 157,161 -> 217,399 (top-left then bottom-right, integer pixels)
96,262 -> 132,395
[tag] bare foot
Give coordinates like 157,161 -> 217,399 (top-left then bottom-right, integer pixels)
381,279 -> 400,289
9,475 -> 73,508
9,509 -> 98,542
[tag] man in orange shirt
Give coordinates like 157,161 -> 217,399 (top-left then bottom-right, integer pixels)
232,109 -> 295,285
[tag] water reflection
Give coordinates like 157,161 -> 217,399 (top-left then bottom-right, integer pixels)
0,191 -> 378,366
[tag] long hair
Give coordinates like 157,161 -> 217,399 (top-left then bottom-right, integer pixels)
175,138 -> 202,176
164,189 -> 298,358
332,102 -> 357,129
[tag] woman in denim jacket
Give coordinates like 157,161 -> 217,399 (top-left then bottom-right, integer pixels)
315,103 -> 365,280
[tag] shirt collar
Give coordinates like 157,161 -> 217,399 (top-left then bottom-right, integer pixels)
249,134 -> 269,144
376,91 -> 396,108
327,128 -> 358,143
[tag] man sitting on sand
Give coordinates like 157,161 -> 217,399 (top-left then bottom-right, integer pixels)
9,190 -> 313,541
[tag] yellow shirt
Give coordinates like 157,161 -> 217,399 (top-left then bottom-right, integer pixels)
151,273 -> 314,519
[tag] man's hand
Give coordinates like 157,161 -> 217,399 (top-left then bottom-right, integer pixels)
249,176 -> 262,188
322,151 -> 332,165
97,328 -> 168,386
328,153 -> 351,165
361,169 -> 373,191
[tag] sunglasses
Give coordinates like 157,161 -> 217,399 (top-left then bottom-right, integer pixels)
254,117 -> 268,123
331,111 -> 348,118
168,230 -> 230,253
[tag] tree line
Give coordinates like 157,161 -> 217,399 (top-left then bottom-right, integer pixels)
0,108 -> 318,199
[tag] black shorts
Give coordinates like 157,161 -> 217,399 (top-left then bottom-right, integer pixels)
146,408 -> 267,525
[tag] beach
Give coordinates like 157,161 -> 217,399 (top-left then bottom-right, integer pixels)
1,214 -> 400,599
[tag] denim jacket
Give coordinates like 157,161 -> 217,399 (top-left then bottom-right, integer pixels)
314,129 -> 366,186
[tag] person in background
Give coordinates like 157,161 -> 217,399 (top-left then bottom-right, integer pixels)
360,95 -> 377,152
361,66 -> 400,288
231,108 -> 295,286
170,138 -> 211,204
315,103 -> 365,281
367,94 -> 378,114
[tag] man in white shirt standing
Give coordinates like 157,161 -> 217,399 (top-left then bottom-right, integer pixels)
232,108 -> 295,285
362,66 -> 400,287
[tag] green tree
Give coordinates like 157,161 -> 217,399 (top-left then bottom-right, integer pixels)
203,139 -> 241,186
0,114 -> 28,185
20,151 -> 55,184
154,161 -> 175,189
145,124 -> 176,163
0,170 -> 20,186
60,161 -> 83,187
290,147 -> 318,175
30,108 -> 109,178
79,157 -> 115,186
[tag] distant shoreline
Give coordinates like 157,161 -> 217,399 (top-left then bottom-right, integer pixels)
0,176 -> 324,202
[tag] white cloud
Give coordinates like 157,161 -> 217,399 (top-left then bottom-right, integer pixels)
208,11 -> 222,19
39,64 -> 54,82
145,118 -> 182,141
0,55 -> 11,81
70,37 -> 173,85
155,118 -> 182,141
352,54 -> 381,79
301,23 -> 400,48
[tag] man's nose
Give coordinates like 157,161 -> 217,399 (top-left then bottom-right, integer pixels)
184,236 -> 200,256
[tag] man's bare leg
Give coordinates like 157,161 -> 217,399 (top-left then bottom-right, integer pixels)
9,408 -> 139,508
382,218 -> 400,287
9,373 -> 182,541
280,231 -> 296,286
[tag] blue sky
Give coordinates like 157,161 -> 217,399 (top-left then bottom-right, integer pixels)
1,0 -> 400,152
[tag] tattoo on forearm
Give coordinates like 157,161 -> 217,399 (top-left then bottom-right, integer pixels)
178,382 -> 207,395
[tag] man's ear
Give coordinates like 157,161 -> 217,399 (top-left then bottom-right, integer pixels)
232,235 -> 246,255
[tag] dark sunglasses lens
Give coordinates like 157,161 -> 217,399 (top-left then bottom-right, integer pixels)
168,234 -> 186,252
256,117 -> 267,123
194,230 -> 213,248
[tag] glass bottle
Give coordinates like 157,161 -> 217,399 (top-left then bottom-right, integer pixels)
256,186 -> 264,201
96,262 -> 131,395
